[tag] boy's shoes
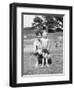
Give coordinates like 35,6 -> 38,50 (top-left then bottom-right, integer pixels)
41,64 -> 44,67
35,63 -> 38,67
46,64 -> 50,67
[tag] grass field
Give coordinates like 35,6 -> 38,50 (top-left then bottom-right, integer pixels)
22,30 -> 63,75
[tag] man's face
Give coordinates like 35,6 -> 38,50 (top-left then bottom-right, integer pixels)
42,32 -> 48,39
37,33 -> 41,39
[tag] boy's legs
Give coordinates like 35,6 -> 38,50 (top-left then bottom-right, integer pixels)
34,52 -> 39,67
37,49 -> 43,65
38,54 -> 43,65
41,52 -> 45,67
42,49 -> 47,66
34,51 -> 43,67
42,49 -> 49,66
43,49 -> 52,66
47,54 -> 52,65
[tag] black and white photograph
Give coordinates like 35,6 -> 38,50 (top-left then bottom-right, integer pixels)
10,3 -> 72,87
22,13 -> 63,75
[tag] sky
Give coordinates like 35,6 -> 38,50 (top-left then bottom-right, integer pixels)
23,15 -> 36,28
23,15 -> 45,28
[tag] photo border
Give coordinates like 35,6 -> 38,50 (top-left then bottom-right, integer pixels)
10,3 -> 72,87
22,13 -> 64,76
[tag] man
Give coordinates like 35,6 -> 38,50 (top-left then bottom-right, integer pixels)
41,30 -> 52,67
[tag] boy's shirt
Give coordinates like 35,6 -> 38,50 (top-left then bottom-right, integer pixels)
33,38 -> 42,53
41,38 -> 49,50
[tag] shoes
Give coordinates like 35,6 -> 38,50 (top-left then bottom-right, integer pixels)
35,63 -> 38,67
46,64 -> 50,67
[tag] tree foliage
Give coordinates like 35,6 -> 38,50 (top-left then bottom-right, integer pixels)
32,15 -> 63,33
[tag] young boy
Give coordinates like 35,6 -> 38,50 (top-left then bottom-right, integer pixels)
33,31 -> 43,67
41,30 -> 52,67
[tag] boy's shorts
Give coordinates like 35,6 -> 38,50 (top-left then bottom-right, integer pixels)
42,49 -> 49,54
34,52 -> 39,56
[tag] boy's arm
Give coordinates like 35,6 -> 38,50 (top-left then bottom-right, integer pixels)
47,39 -> 49,50
47,39 -> 51,52
33,41 -> 37,53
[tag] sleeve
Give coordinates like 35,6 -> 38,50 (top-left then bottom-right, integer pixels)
48,39 -> 52,52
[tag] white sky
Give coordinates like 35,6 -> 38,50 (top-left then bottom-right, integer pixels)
23,15 -> 36,27
23,14 -> 63,28
23,15 -> 45,28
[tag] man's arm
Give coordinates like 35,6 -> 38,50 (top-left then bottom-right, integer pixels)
47,39 -> 49,50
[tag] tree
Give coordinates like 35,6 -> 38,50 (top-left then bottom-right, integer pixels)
43,15 -> 63,32
32,15 -> 63,33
